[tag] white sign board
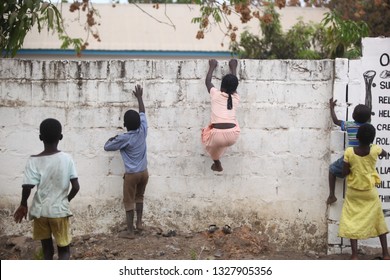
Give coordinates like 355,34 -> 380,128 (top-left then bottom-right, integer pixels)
362,38 -> 390,220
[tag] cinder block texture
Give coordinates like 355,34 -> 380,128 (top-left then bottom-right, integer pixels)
0,59 -> 336,252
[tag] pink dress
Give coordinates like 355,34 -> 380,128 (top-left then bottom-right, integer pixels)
201,87 -> 240,160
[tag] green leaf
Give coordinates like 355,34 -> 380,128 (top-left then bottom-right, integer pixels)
40,2 -> 49,12
9,12 -> 18,27
47,6 -> 54,29
25,0 -> 33,11
31,12 -> 37,26
191,17 -> 202,24
212,9 -> 221,22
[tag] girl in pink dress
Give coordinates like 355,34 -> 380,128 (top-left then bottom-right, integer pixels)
202,59 -> 240,172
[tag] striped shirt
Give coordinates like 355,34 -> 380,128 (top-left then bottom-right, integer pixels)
341,121 -> 366,147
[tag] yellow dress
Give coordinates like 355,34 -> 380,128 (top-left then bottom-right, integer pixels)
338,145 -> 389,239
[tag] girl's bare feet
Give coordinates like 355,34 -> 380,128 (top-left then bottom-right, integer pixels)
211,160 -> 223,172
326,195 -> 337,204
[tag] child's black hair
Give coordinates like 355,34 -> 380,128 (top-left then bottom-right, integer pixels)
353,104 -> 371,123
221,74 -> 238,110
356,123 -> 376,145
124,110 -> 140,131
40,118 -> 62,144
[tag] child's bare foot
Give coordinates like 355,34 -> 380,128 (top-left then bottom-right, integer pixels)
136,222 -> 144,231
350,255 -> 359,260
326,195 -> 337,205
118,231 -> 135,239
383,255 -> 390,260
211,160 -> 223,172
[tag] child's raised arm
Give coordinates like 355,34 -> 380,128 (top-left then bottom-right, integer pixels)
205,59 -> 218,93
329,98 -> 342,126
133,85 -> 145,113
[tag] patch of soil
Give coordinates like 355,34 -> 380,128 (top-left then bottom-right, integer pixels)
0,225 -> 379,260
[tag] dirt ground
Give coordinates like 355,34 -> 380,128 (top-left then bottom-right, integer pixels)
0,225 -> 383,260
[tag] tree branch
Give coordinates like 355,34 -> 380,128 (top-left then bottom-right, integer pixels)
132,3 -> 176,30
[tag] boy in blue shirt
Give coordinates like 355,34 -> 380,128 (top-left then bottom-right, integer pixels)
104,85 -> 148,239
327,98 -> 371,204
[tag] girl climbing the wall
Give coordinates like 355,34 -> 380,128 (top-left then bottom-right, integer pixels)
202,59 -> 240,172
339,123 -> 390,260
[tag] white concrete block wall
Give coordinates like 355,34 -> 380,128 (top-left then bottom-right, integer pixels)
0,59 -> 334,252
327,59 -> 349,253
327,58 -> 383,255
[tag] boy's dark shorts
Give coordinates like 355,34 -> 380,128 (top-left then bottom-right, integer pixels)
329,156 -> 345,178
123,169 -> 149,211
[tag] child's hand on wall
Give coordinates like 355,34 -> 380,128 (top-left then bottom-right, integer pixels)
229,59 -> 238,70
209,59 -> 218,69
329,98 -> 337,109
133,85 -> 143,99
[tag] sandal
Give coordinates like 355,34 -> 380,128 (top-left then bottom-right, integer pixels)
208,224 -> 219,233
222,225 -> 232,234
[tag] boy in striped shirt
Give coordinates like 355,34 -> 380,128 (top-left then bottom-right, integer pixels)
327,98 -> 371,204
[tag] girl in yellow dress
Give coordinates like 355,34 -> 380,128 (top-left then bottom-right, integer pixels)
339,123 -> 390,260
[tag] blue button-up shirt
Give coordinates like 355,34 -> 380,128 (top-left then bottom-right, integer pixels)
104,112 -> 148,173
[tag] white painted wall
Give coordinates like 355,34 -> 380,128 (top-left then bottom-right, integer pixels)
0,58 -> 333,252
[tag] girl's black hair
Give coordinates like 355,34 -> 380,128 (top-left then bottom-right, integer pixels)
356,123 -> 376,145
40,118 -> 62,144
221,74 -> 238,110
